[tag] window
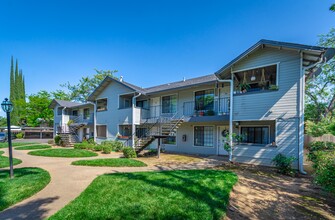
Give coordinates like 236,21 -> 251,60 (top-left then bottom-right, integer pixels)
97,99 -> 107,111
72,110 -> 78,116
240,126 -> 269,144
194,126 -> 214,147
195,89 -> 214,111
57,107 -> 63,115
136,127 -> 147,138
124,99 -> 132,108
120,125 -> 131,137
96,125 -> 107,138
162,95 -> 177,114
136,100 -> 149,109
83,108 -> 90,119
234,65 -> 277,93
163,136 -> 176,145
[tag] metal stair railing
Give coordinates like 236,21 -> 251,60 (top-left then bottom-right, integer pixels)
124,119 -> 159,147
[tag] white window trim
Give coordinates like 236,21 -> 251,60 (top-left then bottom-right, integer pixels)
161,129 -> 177,146
96,124 -> 108,139
238,125 -> 271,145
160,93 -> 178,115
192,125 -> 215,148
96,97 -> 108,112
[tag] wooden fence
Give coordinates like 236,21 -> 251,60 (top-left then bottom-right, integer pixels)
304,134 -> 335,147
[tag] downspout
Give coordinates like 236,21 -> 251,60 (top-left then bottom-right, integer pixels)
87,101 -> 97,143
132,92 -> 142,148
61,107 -> 67,132
217,78 -> 234,162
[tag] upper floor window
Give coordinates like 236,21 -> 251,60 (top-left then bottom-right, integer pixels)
162,95 -> 177,114
83,108 -> 90,119
195,89 -> 214,111
97,98 -> 108,112
234,64 -> 277,93
136,100 -> 149,109
72,110 -> 78,116
57,107 -> 63,115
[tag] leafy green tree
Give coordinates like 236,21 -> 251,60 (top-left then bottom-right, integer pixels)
0,116 -> 7,127
25,91 -> 54,127
50,90 -> 71,101
330,4 -> 335,12
306,28 -> 335,122
60,69 -> 118,102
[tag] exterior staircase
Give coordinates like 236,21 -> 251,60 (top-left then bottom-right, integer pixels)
58,133 -> 78,147
161,118 -> 184,136
133,114 -> 185,155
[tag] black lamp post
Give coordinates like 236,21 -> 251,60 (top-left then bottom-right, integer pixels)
1,98 -> 14,178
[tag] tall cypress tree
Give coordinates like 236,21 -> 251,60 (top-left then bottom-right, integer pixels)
9,56 -> 14,102
14,59 -> 19,101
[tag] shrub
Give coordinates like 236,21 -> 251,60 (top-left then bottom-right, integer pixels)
16,132 -> 24,139
272,153 -> 296,176
74,143 -> 88,150
48,140 -> 54,145
93,145 -> 103,151
313,151 -> 335,194
114,141 -> 124,152
308,141 -> 335,162
54,135 -> 61,145
102,145 -> 112,154
87,138 -> 95,144
123,147 -> 137,158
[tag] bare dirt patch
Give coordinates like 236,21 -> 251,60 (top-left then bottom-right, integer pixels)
216,162 -> 335,220
136,153 -> 204,168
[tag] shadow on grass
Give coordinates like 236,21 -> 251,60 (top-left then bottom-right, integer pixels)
0,196 -> 59,220
105,170 -> 237,219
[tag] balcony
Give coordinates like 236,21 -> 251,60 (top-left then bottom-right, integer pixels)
140,97 -> 230,121
69,113 -> 94,124
183,97 -> 230,117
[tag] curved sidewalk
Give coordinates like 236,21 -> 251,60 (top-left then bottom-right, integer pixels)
0,147 -> 222,220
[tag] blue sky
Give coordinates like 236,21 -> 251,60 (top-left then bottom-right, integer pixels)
0,0 -> 334,116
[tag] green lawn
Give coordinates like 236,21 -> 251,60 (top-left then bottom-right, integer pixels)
28,149 -> 98,157
0,167 -> 51,211
72,158 -> 147,167
15,144 -> 52,150
50,170 -> 238,220
0,142 -> 38,148
0,151 -> 22,168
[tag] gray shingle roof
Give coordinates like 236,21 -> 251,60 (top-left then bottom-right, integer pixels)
49,99 -> 92,109
215,39 -> 334,78
144,74 -> 218,94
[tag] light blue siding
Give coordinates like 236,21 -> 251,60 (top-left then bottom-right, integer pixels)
96,81 -> 134,140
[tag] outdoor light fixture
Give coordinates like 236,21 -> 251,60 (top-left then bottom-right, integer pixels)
234,121 -> 240,128
1,98 -> 14,179
1,98 -> 13,113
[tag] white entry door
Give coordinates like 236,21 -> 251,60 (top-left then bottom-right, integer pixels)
150,97 -> 160,118
218,126 -> 229,155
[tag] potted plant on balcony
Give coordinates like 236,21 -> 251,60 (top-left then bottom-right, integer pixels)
207,110 -> 215,116
269,85 -> 279,90
238,83 -> 250,93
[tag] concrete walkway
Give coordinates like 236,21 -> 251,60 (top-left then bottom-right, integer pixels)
0,147 -> 223,220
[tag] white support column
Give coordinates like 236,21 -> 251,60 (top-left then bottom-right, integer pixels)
217,77 -> 234,161
132,93 -> 142,148
299,53 -> 306,174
